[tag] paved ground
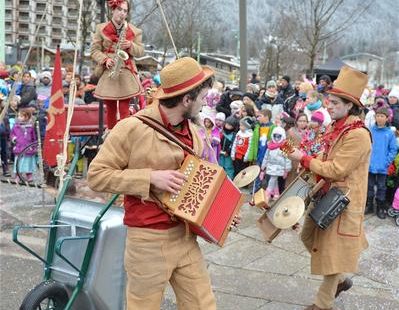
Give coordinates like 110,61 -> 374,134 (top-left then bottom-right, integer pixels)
0,181 -> 398,309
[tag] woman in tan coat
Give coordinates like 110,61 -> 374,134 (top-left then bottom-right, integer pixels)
288,66 -> 372,310
91,0 -> 144,129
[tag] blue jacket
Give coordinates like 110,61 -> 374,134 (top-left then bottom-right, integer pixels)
369,125 -> 398,174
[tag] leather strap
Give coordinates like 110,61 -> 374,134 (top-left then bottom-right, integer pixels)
135,115 -> 197,156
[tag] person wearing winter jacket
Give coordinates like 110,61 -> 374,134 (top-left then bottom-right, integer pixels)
216,89 -> 243,117
231,116 -> 254,176
18,71 -> 37,110
257,80 -> 284,121
219,116 -> 239,179
260,126 -> 292,199
10,109 -> 37,182
366,107 -> 398,218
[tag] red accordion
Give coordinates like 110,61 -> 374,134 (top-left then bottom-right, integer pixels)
161,155 -> 244,246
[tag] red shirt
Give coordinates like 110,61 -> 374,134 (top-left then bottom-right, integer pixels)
123,106 -> 193,229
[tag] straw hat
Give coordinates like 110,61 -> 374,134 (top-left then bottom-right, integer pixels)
153,57 -> 214,100
327,66 -> 368,107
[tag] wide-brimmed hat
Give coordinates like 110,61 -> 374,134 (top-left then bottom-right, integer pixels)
327,66 -> 368,107
153,57 -> 214,100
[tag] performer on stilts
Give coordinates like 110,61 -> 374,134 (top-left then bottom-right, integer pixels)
91,0 -> 144,129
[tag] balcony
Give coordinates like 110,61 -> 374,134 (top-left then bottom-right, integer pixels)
19,4 -> 30,11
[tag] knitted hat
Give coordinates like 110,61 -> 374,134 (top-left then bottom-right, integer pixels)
230,100 -> 244,110
375,107 -> 390,117
41,71 -> 51,80
266,80 -> 277,89
243,92 -> 258,103
281,75 -> 291,83
310,111 -> 324,125
225,115 -> 239,130
215,112 -> 226,121
388,86 -> 399,99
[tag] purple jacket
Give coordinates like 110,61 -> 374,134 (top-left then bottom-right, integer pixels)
198,126 -> 221,163
10,120 -> 37,155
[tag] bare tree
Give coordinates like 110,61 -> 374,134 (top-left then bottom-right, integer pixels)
258,14 -> 307,82
134,0 -> 221,56
283,0 -> 372,75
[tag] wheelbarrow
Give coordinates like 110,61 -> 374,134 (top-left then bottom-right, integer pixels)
13,144 -> 126,310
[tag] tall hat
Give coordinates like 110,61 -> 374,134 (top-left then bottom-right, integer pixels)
153,57 -> 214,100
326,66 -> 368,107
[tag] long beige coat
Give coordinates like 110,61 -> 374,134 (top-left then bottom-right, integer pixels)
90,22 -> 144,100
87,102 -> 204,202
302,115 -> 371,275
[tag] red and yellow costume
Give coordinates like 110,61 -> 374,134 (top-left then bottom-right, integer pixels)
90,20 -> 144,129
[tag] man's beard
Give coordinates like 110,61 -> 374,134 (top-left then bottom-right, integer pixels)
183,105 -> 200,125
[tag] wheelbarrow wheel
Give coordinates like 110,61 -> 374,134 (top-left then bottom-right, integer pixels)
19,280 -> 69,310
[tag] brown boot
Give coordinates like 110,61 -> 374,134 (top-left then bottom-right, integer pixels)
304,305 -> 332,310
335,277 -> 353,298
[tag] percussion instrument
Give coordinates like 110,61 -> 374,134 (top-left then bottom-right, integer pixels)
162,155 -> 245,246
256,171 -> 316,242
233,165 -> 260,188
270,196 -> 305,229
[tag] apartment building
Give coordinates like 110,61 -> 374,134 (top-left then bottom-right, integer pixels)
5,0 -> 101,60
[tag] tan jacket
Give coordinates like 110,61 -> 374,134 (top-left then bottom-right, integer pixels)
90,22 -> 144,100
87,102 -> 204,202
307,115 -> 371,275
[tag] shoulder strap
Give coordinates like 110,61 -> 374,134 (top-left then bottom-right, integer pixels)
135,115 -> 196,156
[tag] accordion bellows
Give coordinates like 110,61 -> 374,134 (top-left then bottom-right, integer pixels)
162,155 -> 244,246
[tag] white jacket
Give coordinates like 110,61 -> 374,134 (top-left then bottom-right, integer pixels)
261,147 -> 292,176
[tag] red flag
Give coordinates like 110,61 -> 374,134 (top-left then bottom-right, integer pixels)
43,47 -> 66,167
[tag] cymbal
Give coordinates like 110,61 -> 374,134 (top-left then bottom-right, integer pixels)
233,165 -> 260,188
271,196 -> 305,229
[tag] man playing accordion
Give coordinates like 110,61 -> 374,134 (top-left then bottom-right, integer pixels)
88,57 -> 217,309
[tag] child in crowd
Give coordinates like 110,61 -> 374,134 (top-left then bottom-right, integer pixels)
285,113 -> 309,184
366,107 -> 398,218
10,109 -> 37,182
248,109 -> 275,191
303,90 -> 331,127
198,112 -> 221,163
248,109 -> 275,166
240,102 -> 257,118
215,112 -> 226,133
230,100 -> 243,119
205,88 -> 221,110
231,116 -> 254,176
219,116 -> 239,179
260,126 -> 292,199
300,111 -> 326,156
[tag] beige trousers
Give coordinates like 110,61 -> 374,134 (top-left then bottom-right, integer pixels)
301,208 -> 345,309
124,225 -> 216,310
